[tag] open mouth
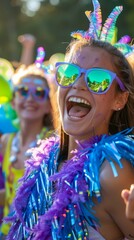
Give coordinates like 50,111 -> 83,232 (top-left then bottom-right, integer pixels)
23,104 -> 37,111
67,97 -> 92,118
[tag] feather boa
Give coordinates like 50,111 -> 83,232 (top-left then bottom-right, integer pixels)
6,129 -> 134,240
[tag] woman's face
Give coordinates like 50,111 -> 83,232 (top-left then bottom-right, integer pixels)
12,75 -> 51,123
57,46 -> 126,141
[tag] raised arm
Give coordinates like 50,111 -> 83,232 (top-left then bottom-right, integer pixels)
18,34 -> 36,66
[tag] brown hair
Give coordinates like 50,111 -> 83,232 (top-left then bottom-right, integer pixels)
58,39 -> 134,161
127,53 -> 134,75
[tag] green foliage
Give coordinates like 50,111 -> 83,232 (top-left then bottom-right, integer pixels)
0,0 -> 133,62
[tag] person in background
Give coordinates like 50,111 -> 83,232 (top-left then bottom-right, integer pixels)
5,1 -> 134,239
0,34 -> 36,230
0,48 -> 56,238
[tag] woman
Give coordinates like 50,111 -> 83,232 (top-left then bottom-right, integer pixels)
5,40 -> 134,240
0,62 -> 55,238
6,1 -> 134,239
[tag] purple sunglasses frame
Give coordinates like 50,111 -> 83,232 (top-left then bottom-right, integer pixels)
55,62 -> 126,94
14,85 -> 50,101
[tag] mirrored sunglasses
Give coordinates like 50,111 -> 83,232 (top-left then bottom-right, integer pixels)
55,62 -> 126,94
14,85 -> 49,101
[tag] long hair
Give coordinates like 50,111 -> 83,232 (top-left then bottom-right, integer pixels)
58,39 -> 134,161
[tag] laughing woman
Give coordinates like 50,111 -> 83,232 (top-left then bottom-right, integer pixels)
6,1 -> 134,240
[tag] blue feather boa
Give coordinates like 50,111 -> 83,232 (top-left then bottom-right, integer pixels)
6,129 -> 134,240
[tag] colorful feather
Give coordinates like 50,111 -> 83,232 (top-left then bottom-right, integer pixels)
87,0 -> 102,39
71,0 -> 133,57
113,43 -> 133,56
118,35 -> 131,44
35,47 -> 45,68
71,30 -> 86,40
34,46 -> 53,75
100,6 -> 123,42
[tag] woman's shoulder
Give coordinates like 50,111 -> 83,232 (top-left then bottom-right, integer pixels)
82,129 -> 134,168
98,130 -> 134,193
1,133 -> 15,145
96,130 -> 134,165
100,158 -> 134,187
0,133 -> 16,157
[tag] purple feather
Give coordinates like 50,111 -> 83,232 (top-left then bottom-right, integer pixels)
118,35 -> 131,44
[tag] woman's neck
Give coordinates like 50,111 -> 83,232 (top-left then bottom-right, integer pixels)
67,136 -> 79,159
20,120 -> 44,146
67,132 -> 106,160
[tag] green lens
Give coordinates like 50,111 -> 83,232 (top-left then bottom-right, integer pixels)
19,86 -> 28,97
36,88 -> 45,99
87,69 -> 111,93
57,64 -> 79,86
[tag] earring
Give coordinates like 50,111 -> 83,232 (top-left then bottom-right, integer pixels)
117,107 -> 121,111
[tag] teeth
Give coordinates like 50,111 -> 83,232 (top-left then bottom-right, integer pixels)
68,97 -> 90,106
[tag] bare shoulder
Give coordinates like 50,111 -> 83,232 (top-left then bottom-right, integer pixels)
93,159 -> 134,239
100,159 -> 134,191
1,133 -> 11,146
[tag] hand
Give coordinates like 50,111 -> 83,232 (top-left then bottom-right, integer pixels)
121,184 -> 134,221
18,34 -> 36,48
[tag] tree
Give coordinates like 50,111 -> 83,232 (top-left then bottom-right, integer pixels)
0,0 -> 133,62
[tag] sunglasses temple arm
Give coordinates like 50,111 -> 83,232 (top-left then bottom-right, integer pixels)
116,77 -> 126,91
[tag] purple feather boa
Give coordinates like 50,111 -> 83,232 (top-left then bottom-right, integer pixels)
6,135 -> 102,239
6,130 -> 134,240
30,136 -> 103,239
5,137 -> 59,226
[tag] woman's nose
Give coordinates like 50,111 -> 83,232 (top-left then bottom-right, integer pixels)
26,92 -> 35,100
72,74 -> 87,91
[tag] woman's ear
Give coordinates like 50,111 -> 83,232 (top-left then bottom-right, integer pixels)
113,91 -> 129,111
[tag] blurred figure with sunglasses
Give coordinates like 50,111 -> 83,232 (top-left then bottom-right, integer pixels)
0,48 -> 56,238
6,1 -> 134,240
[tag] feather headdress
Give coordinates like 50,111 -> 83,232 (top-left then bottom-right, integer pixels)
71,0 -> 133,57
35,46 -> 53,74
